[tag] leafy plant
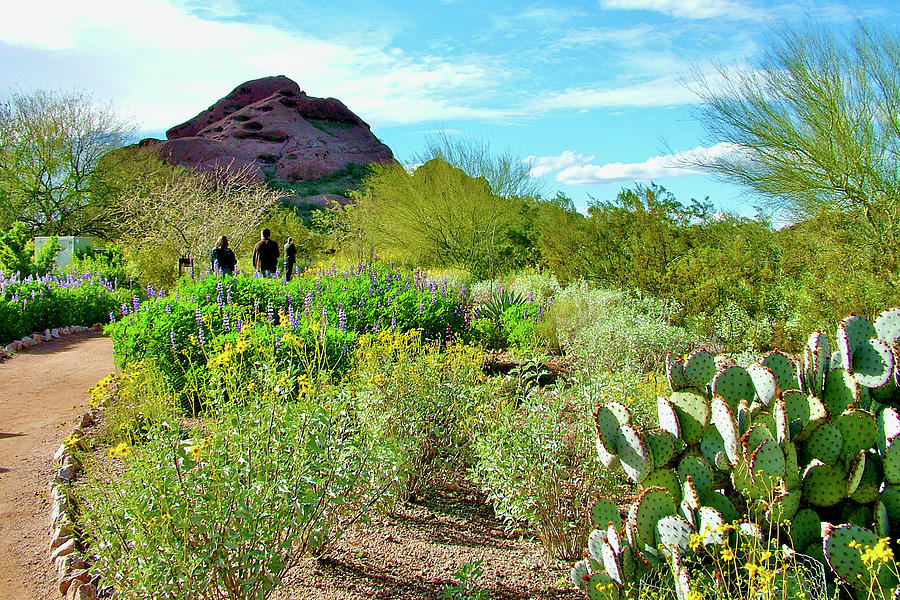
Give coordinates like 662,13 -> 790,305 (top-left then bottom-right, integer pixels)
441,560 -> 490,600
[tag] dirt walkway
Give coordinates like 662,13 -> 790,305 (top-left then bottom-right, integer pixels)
0,333 -> 114,600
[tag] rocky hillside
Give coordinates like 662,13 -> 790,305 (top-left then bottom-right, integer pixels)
144,75 -> 395,183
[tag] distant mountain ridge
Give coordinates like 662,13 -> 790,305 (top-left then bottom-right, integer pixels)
140,75 -> 395,183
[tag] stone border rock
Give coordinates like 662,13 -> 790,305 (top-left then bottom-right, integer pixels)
1,325 -> 103,361
49,413 -> 101,600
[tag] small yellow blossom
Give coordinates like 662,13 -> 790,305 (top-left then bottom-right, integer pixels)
108,442 -> 129,459
721,547 -> 737,561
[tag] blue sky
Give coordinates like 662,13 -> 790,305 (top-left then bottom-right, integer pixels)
1,0 -> 897,214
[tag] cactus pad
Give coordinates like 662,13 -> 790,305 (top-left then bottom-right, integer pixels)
712,366 -> 755,409
875,307 -> 900,344
600,538 -> 623,585
782,440 -> 801,490
684,350 -> 716,388
847,450 -> 867,496
680,477 -> 701,515
570,559 -> 591,591
615,425 -> 652,483
697,505 -> 726,545
748,363 -> 778,406
678,455 -> 714,495
852,338 -> 894,388
743,423 -> 774,454
698,427 -> 726,471
850,454 -> 882,504
807,330 -> 830,397
767,489 -> 801,523
586,571 -> 620,600
711,396 -> 740,465
802,461 -> 848,507
750,439 -> 786,488
875,499 -> 890,538
884,442 -> 900,485
587,528 -> 606,562
836,409 -> 877,460
668,391 -> 710,445
645,429 -> 677,468
783,391 -> 827,440
656,515 -> 693,551
643,469 -> 682,503
838,314 -> 876,370
595,402 -> 631,438
823,524 -> 881,588
789,508 -> 822,552
596,435 -> 620,470
657,395 -> 682,440
700,491 -> 740,523
878,407 -> 900,454
666,352 -> 689,392
823,369 -> 860,415
632,487 -> 677,548
804,421 -> 843,465
773,400 -> 790,445
590,497 -> 621,530
880,484 -> 900,526
761,350 -> 795,392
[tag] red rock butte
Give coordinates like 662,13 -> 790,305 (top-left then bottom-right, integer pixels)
151,75 -> 395,182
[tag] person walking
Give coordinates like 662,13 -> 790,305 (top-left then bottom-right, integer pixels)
210,235 -> 237,276
252,228 -> 280,277
283,236 -> 297,281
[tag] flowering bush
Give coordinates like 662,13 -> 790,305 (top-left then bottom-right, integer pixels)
105,262 -> 469,407
0,270 -> 131,343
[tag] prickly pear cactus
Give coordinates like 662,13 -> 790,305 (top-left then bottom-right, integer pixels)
573,308 -> 900,599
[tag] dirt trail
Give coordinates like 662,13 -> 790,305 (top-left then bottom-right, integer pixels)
0,333 -> 114,600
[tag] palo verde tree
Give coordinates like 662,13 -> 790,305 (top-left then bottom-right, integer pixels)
691,21 -> 900,273
0,89 -> 133,236
351,158 -> 524,279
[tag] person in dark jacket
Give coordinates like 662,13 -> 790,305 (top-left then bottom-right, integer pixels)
210,235 -> 237,276
252,228 -> 279,277
283,237 -> 297,281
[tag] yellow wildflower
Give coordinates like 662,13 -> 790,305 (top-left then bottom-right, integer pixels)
234,336 -> 249,353
373,373 -> 386,387
108,442 -> 129,459
721,547 -> 736,561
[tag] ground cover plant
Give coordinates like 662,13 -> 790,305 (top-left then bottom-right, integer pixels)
0,268 -> 131,343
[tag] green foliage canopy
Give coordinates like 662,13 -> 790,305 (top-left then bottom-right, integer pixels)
0,90 -> 132,236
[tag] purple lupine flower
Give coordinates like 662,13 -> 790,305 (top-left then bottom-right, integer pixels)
548,297 -> 553,307
236,318 -> 243,331
195,307 -> 202,327
274,335 -> 280,350
343,342 -> 348,356
170,329 -> 178,351
267,301 -> 274,323
147,283 -> 154,298
391,317 -> 397,329
418,300 -> 423,313
321,305 -> 328,323
165,304 -> 171,315
528,291 -> 533,303
338,306 -> 346,330
523,309 -> 528,320
538,305 -> 545,319
109,312 -> 115,323
226,285 -> 232,305
198,327 -> 206,346
253,298 -> 259,314
223,312 -> 231,332
216,282 -> 224,308
121,302 -> 129,316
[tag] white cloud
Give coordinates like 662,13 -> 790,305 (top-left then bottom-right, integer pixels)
524,151 -> 595,177
0,0 -> 514,131
599,0 -> 763,20
555,142 -> 740,184
535,76 -> 696,110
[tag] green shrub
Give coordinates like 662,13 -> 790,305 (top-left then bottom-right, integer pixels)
82,384 -> 397,600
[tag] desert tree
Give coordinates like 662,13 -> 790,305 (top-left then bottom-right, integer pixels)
351,158 -> 523,279
690,21 -> 900,271
410,131 -> 545,200
113,164 -> 282,285
0,89 -> 133,236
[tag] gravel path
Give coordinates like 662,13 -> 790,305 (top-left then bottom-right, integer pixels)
0,333 -> 113,600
